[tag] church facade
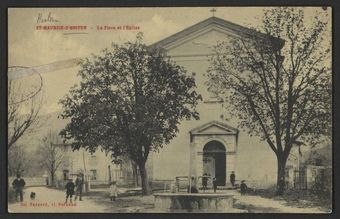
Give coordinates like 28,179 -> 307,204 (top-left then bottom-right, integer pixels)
148,17 -> 279,188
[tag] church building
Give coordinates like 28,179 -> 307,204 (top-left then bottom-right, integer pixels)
147,16 -> 280,188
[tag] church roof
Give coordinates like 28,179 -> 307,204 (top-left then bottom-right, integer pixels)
150,16 -> 284,49
190,120 -> 239,136
189,121 -> 239,144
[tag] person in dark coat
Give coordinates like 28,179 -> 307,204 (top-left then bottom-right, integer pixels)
230,171 -> 236,187
187,185 -> 199,193
240,180 -> 248,195
212,177 -> 217,193
12,174 -> 26,202
65,178 -> 75,203
202,173 -> 208,192
74,173 -> 84,201
187,176 -> 199,193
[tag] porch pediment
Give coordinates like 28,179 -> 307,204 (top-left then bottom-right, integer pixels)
190,121 -> 239,136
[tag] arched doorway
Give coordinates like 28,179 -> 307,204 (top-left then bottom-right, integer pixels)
203,140 -> 226,186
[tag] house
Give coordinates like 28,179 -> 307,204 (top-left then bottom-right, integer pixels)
285,138 -> 332,190
55,146 -> 138,189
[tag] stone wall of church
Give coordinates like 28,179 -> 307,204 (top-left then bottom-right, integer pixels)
150,28 -> 278,188
150,57 -> 231,181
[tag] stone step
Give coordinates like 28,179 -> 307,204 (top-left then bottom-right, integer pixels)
198,186 -> 238,190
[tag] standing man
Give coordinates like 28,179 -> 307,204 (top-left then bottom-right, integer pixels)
74,173 -> 84,201
12,174 -> 26,202
212,177 -> 217,193
230,171 -> 236,187
202,173 -> 208,193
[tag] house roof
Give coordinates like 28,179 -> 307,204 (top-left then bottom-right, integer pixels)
149,16 -> 284,49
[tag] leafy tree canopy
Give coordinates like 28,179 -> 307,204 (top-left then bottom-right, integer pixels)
60,34 -> 202,193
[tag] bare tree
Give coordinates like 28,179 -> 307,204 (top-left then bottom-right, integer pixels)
8,73 -> 43,149
208,8 -> 331,195
38,131 -> 65,186
8,144 -> 31,176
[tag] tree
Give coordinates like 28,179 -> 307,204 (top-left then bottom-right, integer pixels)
8,70 -> 43,149
38,131 -> 65,186
131,160 -> 139,187
8,144 -> 31,176
208,8 -> 331,195
60,34 -> 202,195
112,156 -> 139,187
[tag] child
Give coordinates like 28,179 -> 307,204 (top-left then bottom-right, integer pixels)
240,180 -> 248,196
109,181 -> 118,201
65,178 -> 75,203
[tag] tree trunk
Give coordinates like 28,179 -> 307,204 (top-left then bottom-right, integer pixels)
276,156 -> 287,196
50,171 -> 55,186
138,163 -> 151,195
132,162 -> 139,187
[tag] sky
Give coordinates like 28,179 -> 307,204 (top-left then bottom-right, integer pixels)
8,7 -> 331,114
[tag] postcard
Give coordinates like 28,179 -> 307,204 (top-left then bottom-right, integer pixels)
7,7 -> 332,213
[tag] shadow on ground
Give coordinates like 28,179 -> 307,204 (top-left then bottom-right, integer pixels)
246,188 -> 331,213
86,193 -> 154,213
234,202 -> 279,213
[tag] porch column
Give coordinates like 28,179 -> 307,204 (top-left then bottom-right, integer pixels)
189,142 -> 197,182
196,148 -> 204,187
226,153 -> 236,183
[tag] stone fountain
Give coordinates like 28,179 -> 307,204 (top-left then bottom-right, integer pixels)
153,192 -> 235,212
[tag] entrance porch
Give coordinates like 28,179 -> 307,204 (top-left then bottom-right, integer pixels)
189,121 -> 239,188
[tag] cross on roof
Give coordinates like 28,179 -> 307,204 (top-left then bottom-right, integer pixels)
210,8 -> 217,17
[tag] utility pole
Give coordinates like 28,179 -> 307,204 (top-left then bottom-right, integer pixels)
52,143 -> 90,192
108,165 -> 112,183
82,148 -> 90,192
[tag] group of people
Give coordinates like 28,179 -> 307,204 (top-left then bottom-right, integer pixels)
199,171 -> 248,195
230,171 -> 248,195
66,178 -> 118,203
12,172 -> 118,204
201,174 -> 218,192
12,171 -> 247,204
65,173 -> 84,203
65,174 -> 119,203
